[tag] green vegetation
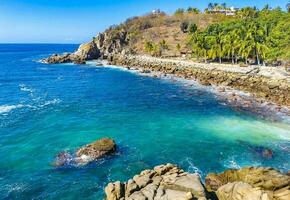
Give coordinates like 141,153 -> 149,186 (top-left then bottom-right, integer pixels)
188,7 -> 290,65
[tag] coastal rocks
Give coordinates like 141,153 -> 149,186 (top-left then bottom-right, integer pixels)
73,41 -> 100,60
43,40 -> 101,64
75,138 -> 116,164
43,28 -> 129,64
205,167 -> 290,200
216,182 -> 272,200
109,54 -> 290,108
54,138 -> 116,166
105,163 -> 208,200
104,165 -> 290,200
43,53 -> 72,64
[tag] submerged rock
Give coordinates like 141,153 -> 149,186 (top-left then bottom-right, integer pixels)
105,163 -> 208,200
54,138 -> 116,166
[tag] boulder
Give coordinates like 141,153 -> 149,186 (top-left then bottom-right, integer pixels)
206,167 -> 290,200
104,163 -> 208,200
216,182 -> 272,200
75,138 -> 116,164
73,41 -> 100,60
54,138 -> 116,166
205,167 -> 290,192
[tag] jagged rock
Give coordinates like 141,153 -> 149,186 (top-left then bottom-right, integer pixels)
73,41 -> 100,60
104,163 -> 208,200
75,138 -> 116,164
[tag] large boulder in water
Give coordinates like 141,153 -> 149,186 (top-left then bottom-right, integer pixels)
75,138 -> 116,165
54,138 -> 116,166
105,163 -> 208,200
206,167 -> 290,200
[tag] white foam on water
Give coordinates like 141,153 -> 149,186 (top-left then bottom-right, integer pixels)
38,99 -> 61,108
181,157 -> 203,176
19,84 -> 34,93
0,104 -> 24,114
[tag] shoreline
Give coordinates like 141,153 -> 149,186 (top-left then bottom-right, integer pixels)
104,54 -> 290,123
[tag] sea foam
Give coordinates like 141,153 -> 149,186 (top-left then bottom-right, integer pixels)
0,104 -> 24,114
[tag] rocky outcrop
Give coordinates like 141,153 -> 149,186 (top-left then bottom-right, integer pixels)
206,167 -> 290,200
43,29 -> 129,64
75,138 -> 116,164
54,138 -> 116,166
105,165 -> 290,200
109,54 -> 290,107
105,163 -> 208,200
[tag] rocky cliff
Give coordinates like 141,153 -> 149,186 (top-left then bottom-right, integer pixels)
42,28 -> 130,64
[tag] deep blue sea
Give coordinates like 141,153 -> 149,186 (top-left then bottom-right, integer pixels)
0,44 -> 289,199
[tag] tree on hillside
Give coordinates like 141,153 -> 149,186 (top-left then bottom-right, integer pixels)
208,3 -> 214,10
221,3 -> 227,9
175,8 -> 185,16
187,7 -> 200,14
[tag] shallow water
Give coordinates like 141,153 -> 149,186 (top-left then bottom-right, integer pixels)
0,44 -> 289,199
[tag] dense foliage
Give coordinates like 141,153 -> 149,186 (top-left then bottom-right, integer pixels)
188,7 -> 290,65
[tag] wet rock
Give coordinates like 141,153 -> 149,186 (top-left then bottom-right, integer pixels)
104,163 -> 208,200
54,138 -> 116,166
75,138 -> 116,165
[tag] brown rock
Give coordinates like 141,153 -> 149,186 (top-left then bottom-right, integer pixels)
75,138 -> 116,164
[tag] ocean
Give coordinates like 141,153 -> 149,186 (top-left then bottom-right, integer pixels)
0,44 -> 289,199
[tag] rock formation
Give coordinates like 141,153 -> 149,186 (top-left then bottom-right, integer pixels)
75,138 -> 116,164
105,163 -> 208,200
206,167 -> 290,200
104,165 -> 290,200
54,138 -> 116,166
42,29 -> 129,64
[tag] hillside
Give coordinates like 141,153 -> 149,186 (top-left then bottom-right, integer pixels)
44,5 -> 290,66
104,11 -> 234,56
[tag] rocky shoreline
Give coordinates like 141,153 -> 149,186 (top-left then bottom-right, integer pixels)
103,54 -> 290,122
54,138 -> 289,200
108,54 -> 290,107
105,163 -> 290,200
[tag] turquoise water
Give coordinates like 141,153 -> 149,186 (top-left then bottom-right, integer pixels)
0,44 -> 289,199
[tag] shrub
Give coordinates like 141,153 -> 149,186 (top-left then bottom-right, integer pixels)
180,21 -> 189,33
188,23 -> 198,34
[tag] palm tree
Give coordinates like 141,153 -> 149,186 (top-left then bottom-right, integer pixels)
245,21 -> 268,65
208,32 -> 224,63
208,3 -> 214,10
223,29 -> 241,64
221,3 -> 227,9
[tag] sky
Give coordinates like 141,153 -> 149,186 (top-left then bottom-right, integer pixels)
0,0 -> 288,43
